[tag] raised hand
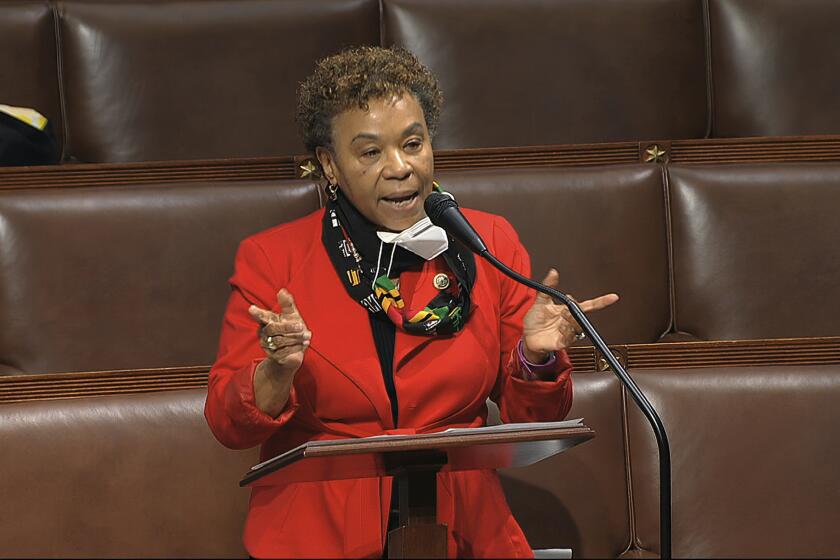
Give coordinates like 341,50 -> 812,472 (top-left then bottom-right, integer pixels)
522,268 -> 619,362
248,289 -> 312,376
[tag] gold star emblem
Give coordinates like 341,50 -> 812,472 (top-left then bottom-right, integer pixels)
299,160 -> 319,178
644,145 -> 667,163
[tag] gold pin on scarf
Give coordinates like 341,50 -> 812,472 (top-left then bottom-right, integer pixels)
433,273 -> 450,290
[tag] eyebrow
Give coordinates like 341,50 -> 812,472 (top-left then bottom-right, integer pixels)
350,122 -> 425,144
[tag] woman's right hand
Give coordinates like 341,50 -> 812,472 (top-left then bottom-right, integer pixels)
248,289 -> 311,417
249,289 -> 312,376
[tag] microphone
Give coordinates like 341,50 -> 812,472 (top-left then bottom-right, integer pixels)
424,190 -> 673,559
424,192 -> 488,255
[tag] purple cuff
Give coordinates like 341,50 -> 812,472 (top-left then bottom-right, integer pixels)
516,339 -> 558,381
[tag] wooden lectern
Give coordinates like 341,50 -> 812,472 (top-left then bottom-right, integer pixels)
241,421 -> 595,559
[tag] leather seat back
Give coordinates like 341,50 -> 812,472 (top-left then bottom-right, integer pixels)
0,1 -> 63,153
709,0 -> 840,137
57,0 -> 380,162
668,163 -> 840,340
625,366 -> 840,557
383,0 -> 708,149
0,180 -> 320,374
0,388 -> 257,557
500,372 -> 631,558
438,165 -> 672,344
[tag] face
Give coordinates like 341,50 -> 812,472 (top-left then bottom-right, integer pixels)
316,93 -> 435,232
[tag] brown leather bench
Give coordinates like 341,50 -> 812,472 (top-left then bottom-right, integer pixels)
3,365 -> 839,557
0,164 -> 672,376
3,162 -> 839,375
5,0 -> 840,162
1,160 -> 839,557
0,372 -> 628,558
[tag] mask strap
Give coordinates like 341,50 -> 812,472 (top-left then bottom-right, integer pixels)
373,240 -> 385,290
386,242 -> 397,279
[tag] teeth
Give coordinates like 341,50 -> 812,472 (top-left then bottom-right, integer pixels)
384,192 -> 417,207
388,197 -> 414,207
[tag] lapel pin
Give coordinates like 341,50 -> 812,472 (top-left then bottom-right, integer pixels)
433,273 -> 450,290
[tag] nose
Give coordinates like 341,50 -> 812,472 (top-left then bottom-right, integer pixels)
382,148 -> 411,181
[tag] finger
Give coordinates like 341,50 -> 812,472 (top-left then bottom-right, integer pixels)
536,268 -> 560,304
579,293 -> 620,313
248,305 -> 277,325
261,332 -> 311,350
267,340 -> 310,362
262,320 -> 309,336
261,329 -> 312,345
277,289 -> 300,318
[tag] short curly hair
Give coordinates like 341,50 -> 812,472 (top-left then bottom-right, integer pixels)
296,46 -> 443,154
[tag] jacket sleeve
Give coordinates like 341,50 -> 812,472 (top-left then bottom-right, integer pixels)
204,237 -> 301,449
489,216 -> 574,423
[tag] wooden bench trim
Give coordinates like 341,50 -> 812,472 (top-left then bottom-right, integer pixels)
3,337 -> 839,405
4,135 -> 840,191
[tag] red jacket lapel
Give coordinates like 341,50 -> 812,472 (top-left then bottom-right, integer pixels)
285,235 -> 395,429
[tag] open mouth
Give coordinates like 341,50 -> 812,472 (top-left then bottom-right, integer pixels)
382,190 -> 419,208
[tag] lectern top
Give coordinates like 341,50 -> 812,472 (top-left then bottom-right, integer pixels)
241,418 -> 594,487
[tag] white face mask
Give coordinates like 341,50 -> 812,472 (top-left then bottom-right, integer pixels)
376,217 -> 449,261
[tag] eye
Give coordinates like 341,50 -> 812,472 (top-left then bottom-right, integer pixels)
361,148 -> 380,159
404,139 -> 423,151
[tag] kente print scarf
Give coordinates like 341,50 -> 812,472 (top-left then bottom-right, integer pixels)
322,187 -> 475,336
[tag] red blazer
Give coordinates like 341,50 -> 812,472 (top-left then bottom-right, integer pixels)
205,208 -> 573,558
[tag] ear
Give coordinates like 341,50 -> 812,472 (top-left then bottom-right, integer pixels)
315,147 -> 337,185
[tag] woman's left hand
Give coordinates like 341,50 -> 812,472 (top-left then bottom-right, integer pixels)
521,268 -> 620,363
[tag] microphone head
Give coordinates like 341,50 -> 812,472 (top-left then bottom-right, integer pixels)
424,191 -> 458,226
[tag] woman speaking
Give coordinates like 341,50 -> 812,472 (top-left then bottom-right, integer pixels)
205,46 -> 618,558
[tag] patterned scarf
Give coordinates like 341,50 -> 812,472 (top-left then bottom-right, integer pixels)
322,188 -> 475,336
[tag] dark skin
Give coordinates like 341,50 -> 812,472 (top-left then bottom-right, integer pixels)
251,93 -> 618,416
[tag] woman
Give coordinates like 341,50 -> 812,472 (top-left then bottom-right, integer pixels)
205,46 -> 618,558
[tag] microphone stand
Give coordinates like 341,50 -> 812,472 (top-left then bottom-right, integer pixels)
480,251 -> 672,559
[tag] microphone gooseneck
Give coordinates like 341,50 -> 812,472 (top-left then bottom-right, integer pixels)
424,191 -> 673,559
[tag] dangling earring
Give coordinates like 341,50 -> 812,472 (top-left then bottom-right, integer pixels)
325,182 -> 339,201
